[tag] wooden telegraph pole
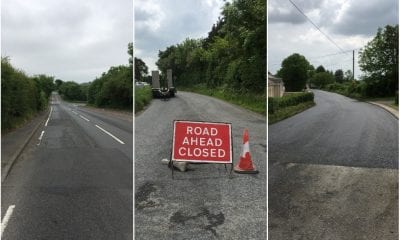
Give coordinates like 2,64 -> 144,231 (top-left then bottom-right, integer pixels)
353,50 -> 355,80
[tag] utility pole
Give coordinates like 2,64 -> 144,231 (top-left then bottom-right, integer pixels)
352,50 -> 355,80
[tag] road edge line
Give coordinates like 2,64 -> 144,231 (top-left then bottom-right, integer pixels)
1,108 -> 49,183
366,101 -> 399,119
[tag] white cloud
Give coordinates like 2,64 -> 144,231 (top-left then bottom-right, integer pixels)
268,0 -> 397,79
134,0 -> 225,72
1,0 -> 132,83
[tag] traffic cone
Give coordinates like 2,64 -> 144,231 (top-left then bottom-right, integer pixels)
234,129 -> 259,174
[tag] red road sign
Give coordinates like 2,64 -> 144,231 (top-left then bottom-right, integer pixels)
172,120 -> 232,163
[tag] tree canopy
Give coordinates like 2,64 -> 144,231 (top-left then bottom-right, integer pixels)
334,69 -> 344,83
1,57 -> 55,130
279,53 -> 310,91
135,57 -> 149,82
359,24 -> 398,96
156,0 -> 266,94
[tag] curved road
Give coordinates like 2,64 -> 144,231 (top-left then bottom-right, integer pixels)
269,90 -> 398,239
135,91 -> 266,240
1,93 -> 133,239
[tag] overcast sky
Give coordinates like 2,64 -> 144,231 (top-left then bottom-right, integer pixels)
1,0 -> 132,83
268,0 -> 398,78
134,0 -> 225,72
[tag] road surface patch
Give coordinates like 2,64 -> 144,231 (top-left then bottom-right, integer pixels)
170,207 -> 225,237
1,205 -> 15,236
95,124 -> 125,144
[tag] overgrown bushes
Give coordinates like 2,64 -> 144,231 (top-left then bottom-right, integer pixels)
1,57 -> 54,131
59,81 -> 89,101
181,83 -> 266,114
88,65 -> 133,110
268,92 -> 314,114
156,0 -> 265,95
135,86 -> 152,113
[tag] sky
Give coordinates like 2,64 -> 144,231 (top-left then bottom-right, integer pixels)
268,0 -> 399,78
134,0 -> 226,72
1,0 -> 132,83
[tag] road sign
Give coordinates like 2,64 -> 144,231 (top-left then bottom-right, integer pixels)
172,120 -> 232,163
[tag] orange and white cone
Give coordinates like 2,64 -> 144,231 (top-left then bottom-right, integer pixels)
234,129 -> 259,174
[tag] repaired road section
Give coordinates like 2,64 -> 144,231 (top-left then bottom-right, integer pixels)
135,91 -> 266,240
1,92 -> 133,239
269,90 -> 398,239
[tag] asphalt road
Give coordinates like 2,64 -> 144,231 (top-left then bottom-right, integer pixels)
1,93 -> 133,239
135,91 -> 266,240
269,90 -> 398,240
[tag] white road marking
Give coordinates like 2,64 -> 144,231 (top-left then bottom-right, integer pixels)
71,110 -> 78,115
95,125 -> 125,144
37,130 -> 45,146
79,115 -> 90,122
1,205 -> 15,237
38,131 -> 45,140
45,106 -> 53,126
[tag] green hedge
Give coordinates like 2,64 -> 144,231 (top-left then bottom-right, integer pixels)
181,84 -> 266,114
135,86 -> 152,113
1,58 -> 54,131
268,92 -> 314,114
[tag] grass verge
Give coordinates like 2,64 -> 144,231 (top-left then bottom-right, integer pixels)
322,88 -> 398,111
268,101 -> 315,124
135,86 -> 152,113
179,85 -> 265,114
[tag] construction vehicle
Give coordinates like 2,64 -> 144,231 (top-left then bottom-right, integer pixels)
151,69 -> 176,99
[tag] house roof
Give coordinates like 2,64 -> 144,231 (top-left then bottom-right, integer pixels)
268,73 -> 283,84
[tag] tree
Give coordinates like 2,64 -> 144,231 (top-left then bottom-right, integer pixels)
155,0 -> 266,94
134,57 -> 148,82
128,42 -> 133,66
32,74 -> 55,99
279,53 -> 310,91
55,79 -> 63,90
334,69 -> 344,83
359,24 -> 399,96
344,70 -> 353,81
310,72 -> 335,89
315,65 -> 326,73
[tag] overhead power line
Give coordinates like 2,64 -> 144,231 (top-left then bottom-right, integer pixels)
288,0 -> 345,53
269,48 -> 359,66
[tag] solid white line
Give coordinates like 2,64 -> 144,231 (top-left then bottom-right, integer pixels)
45,106 -> 53,126
1,205 -> 15,237
79,115 -> 90,122
95,125 -> 125,144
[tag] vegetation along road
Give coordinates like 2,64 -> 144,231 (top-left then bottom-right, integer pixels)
135,91 -> 266,240
1,92 -> 133,239
269,90 -> 398,239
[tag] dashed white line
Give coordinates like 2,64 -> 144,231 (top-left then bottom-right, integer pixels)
1,205 -> 15,237
45,106 -> 53,126
95,125 -> 125,144
71,110 -> 78,115
38,131 -> 45,140
37,130 -> 45,146
79,115 -> 90,122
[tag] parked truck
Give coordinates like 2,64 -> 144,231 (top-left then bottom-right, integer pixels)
151,69 -> 176,98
